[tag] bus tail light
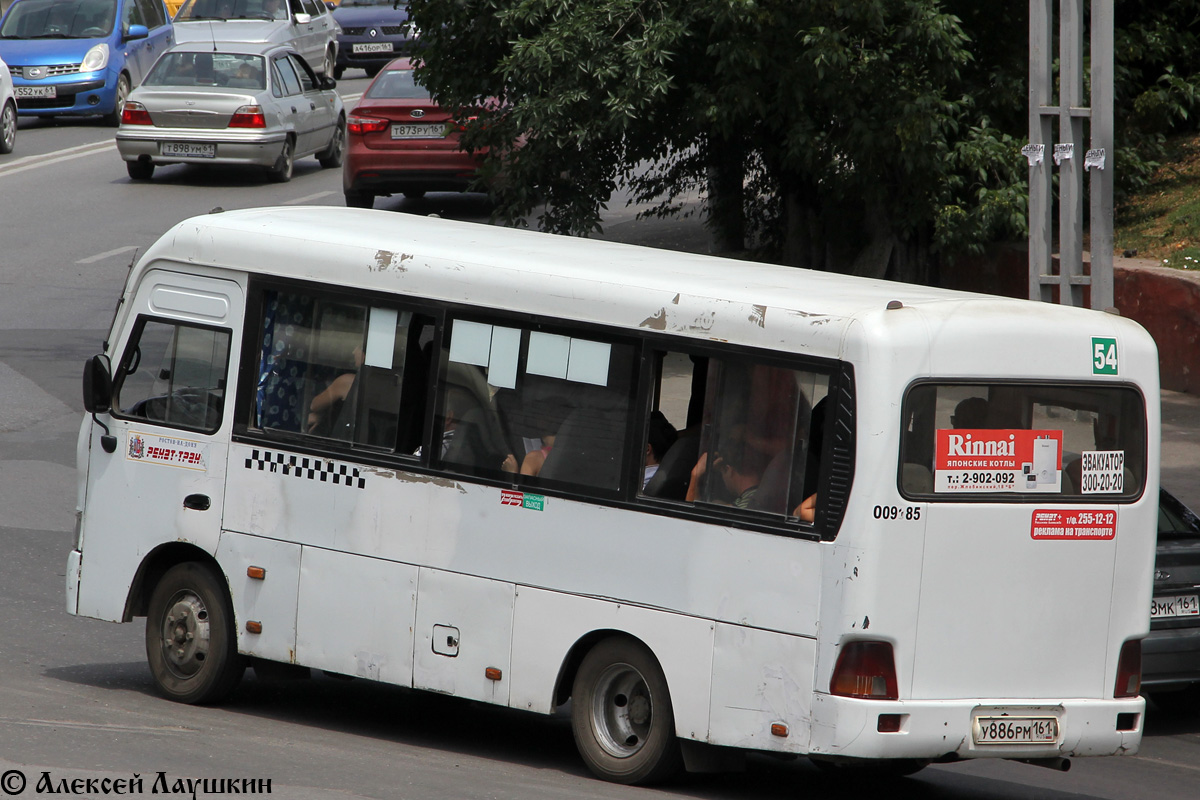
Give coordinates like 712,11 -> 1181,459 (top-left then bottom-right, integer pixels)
830,641 -> 899,700
1114,639 -> 1142,698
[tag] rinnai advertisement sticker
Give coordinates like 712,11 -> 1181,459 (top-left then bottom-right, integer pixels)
934,429 -> 1063,493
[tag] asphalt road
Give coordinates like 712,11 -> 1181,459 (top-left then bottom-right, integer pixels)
1,74 -> 1199,800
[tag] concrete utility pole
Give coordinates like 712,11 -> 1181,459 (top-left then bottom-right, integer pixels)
1027,0 -> 1114,309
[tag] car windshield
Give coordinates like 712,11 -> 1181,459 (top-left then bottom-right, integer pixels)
339,0 -> 404,6
1160,490 -> 1200,541
145,51 -> 267,90
175,0 -> 287,22
0,0 -> 118,39
365,68 -> 430,100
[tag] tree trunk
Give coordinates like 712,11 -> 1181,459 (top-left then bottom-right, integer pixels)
705,136 -> 745,253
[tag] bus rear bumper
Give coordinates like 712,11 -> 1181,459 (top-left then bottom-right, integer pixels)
808,694 -> 1144,760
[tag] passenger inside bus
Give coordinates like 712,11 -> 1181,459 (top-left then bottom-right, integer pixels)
643,411 -> 678,489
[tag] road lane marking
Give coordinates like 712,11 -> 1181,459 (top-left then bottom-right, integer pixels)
341,92 -> 363,104
0,140 -> 116,178
77,245 -> 138,265
3,717 -> 195,734
282,191 -> 336,205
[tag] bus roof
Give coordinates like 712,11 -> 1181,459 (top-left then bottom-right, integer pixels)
142,206 -> 1155,370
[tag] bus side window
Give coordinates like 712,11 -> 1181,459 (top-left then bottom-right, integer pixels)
436,319 -> 637,493
254,288 -> 429,452
645,350 -> 829,523
112,318 -> 231,433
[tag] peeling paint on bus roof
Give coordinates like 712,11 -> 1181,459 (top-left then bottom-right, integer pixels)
371,251 -> 412,272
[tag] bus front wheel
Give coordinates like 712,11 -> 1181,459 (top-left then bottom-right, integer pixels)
570,637 -> 682,784
145,562 -> 245,704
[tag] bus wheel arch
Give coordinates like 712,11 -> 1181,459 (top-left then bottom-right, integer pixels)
138,554 -> 245,704
124,542 -> 221,621
566,633 -> 683,784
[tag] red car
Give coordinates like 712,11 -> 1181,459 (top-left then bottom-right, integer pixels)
343,57 -> 484,208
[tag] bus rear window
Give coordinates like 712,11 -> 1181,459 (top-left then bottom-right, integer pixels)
899,382 -> 1146,501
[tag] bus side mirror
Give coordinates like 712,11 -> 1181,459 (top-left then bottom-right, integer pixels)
83,356 -> 118,454
83,356 -> 112,414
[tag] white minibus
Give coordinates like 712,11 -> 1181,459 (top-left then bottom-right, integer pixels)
70,207 -> 1159,782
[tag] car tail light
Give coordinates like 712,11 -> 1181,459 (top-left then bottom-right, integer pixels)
830,641 -> 899,700
347,114 -> 389,134
1114,639 -> 1142,698
229,105 -> 266,128
121,101 -> 152,125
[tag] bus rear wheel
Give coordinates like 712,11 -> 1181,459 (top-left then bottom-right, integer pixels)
570,637 -> 682,784
145,562 -> 244,704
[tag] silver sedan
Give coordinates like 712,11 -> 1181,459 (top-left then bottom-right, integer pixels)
115,41 -> 346,182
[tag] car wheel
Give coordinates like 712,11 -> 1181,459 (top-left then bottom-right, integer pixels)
333,65 -> 345,80
344,190 -> 374,209
570,636 -> 682,785
322,47 -> 336,77
0,101 -> 16,155
145,562 -> 245,704
364,64 -> 382,78
317,115 -> 345,168
103,73 -> 131,127
126,159 -> 154,180
267,137 -> 294,183
402,190 -> 426,200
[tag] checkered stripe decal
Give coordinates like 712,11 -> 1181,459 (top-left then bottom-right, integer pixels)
244,449 -> 366,489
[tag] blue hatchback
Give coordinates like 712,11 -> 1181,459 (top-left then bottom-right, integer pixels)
0,0 -> 173,124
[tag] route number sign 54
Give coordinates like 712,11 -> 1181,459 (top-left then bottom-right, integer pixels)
1092,337 -> 1118,375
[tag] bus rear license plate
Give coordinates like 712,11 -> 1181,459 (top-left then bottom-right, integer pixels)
161,142 -> 216,158
1152,594 -> 1200,619
974,716 -> 1058,745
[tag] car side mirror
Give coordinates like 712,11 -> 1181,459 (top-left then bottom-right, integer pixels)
293,12 -> 312,24
83,355 -> 112,414
320,75 -> 336,90
324,1 -> 336,9
125,24 -> 149,41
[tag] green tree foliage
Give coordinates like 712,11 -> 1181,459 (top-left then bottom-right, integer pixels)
407,0 -> 1200,279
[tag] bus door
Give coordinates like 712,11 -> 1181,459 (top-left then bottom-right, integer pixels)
76,270 -> 243,622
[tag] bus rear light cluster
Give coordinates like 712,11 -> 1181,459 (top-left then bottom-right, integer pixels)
1114,639 -> 1142,698
830,641 -> 899,700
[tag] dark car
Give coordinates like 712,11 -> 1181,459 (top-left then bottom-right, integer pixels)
1145,487 -> 1200,712
343,57 -> 485,208
331,0 -> 415,79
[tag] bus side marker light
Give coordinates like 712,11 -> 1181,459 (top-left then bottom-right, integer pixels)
770,724 -> 788,738
485,667 -> 502,681
246,621 -> 263,634
247,566 -> 266,580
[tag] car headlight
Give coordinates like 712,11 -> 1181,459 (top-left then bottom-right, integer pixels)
81,43 -> 110,73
